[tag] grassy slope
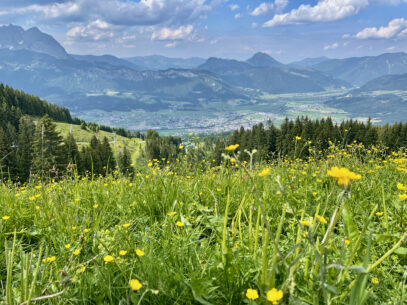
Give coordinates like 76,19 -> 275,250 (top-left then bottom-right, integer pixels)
1,143 -> 407,304
54,122 -> 145,162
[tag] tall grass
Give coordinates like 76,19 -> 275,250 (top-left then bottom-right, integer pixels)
1,142 -> 407,304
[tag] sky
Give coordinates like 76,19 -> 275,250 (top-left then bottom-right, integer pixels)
0,0 -> 407,62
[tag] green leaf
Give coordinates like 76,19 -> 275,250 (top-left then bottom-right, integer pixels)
342,206 -> 360,244
395,247 -> 407,257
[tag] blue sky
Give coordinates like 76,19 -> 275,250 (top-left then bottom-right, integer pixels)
1,0 -> 407,62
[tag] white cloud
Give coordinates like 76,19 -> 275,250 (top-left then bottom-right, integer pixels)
1,0 -> 214,27
343,41 -> 349,46
251,22 -> 258,28
151,25 -> 194,40
165,41 -> 177,48
324,42 -> 339,50
263,0 -> 369,27
342,34 -> 351,38
250,0 -> 288,16
250,2 -> 274,16
229,4 -> 239,11
355,18 -> 407,39
234,13 -> 241,19
386,46 -> 396,51
67,19 -> 114,41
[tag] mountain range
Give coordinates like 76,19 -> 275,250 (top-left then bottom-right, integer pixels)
0,24 -> 407,125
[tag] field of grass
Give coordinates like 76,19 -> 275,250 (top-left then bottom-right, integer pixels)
54,122 -> 145,162
2,142 -> 407,304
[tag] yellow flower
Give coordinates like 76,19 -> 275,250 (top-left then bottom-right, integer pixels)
375,212 -> 383,216
179,145 -> 184,149
316,215 -> 328,224
326,167 -> 361,187
136,249 -> 145,257
148,162 -> 153,167
225,144 -> 239,151
129,279 -> 142,291
65,244 -> 71,249
188,133 -> 193,136
344,239 -> 350,245
83,229 -> 90,233
266,288 -> 283,304
2,215 -> 10,220
371,277 -> 379,285
73,249 -> 80,256
72,226 -> 77,230
295,136 -> 302,140
397,183 -> 407,191
399,194 -> 407,201
217,188 -> 221,192
44,256 -> 56,263
104,255 -> 114,263
74,198 -> 80,202
35,206 -> 40,210
300,220 -> 311,227
246,288 -> 259,300
168,212 -> 177,217
258,168 -> 271,177
76,266 -> 86,273
123,223 -> 130,228
176,221 -> 184,227
93,204 -> 99,209
119,250 -> 127,256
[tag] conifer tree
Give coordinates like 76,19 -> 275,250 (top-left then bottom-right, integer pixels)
118,146 -> 133,176
0,126 -> 14,179
32,115 -> 65,179
15,116 -> 34,182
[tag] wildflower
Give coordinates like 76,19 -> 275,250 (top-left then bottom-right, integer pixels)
65,244 -> 71,249
119,250 -> 128,256
76,266 -> 86,273
72,226 -> 77,230
397,183 -> 407,191
83,229 -> 90,233
168,211 -> 177,217
316,215 -> 328,224
93,204 -> 98,209
295,136 -> 301,140
148,162 -> 153,167
73,249 -> 80,256
104,255 -> 114,263
258,168 -> 271,177
375,212 -> 384,217
371,277 -> 379,285
217,188 -> 221,192
2,215 -> 10,220
399,194 -> 407,201
188,133 -> 193,136
179,145 -> 184,149
123,223 -> 130,228
266,288 -> 283,304
46,256 -> 56,263
246,289 -> 259,300
136,249 -> 145,257
326,167 -> 361,187
176,221 -> 184,227
74,198 -> 80,202
225,144 -> 239,151
300,220 -> 311,227
129,279 -> 142,291
35,206 -> 40,210
344,239 -> 350,245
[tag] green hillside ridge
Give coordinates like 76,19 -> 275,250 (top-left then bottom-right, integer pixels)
53,121 -> 145,162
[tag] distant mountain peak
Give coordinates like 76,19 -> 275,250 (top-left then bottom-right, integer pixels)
0,24 -> 69,59
246,52 -> 285,68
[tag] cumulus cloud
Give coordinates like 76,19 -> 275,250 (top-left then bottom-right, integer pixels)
165,41 -> 177,48
263,0 -> 369,27
67,19 -> 115,41
0,0 -> 214,26
151,25 -> 194,40
324,42 -> 339,50
250,0 -> 288,16
234,13 -> 241,19
355,18 -> 407,39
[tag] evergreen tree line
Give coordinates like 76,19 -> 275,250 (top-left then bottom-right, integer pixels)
212,117 -> 407,164
0,115 -> 133,182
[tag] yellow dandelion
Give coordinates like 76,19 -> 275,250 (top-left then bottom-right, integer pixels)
375,212 -> 383,216
344,239 -> 350,245
119,250 -> 128,256
46,256 -> 56,263
93,204 -> 99,209
371,277 -> 379,285
258,168 -> 271,177
76,266 -> 86,273
2,215 -> 10,220
225,144 -> 239,151
176,221 -> 184,227
65,244 -> 71,249
300,220 -> 311,227
104,255 -> 114,263
168,211 -> 177,216
316,215 -> 328,224
123,223 -> 130,228
266,288 -> 283,304
73,249 -> 80,256
246,289 -> 259,300
136,249 -> 145,257
397,183 -> 407,191
129,279 -> 142,291
399,194 -> 407,201
326,167 -> 361,187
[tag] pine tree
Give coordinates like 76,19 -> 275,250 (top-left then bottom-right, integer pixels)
118,146 -> 133,176
64,132 -> 80,174
15,116 -> 34,182
31,115 -> 65,179
0,127 -> 14,179
100,137 -> 116,174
